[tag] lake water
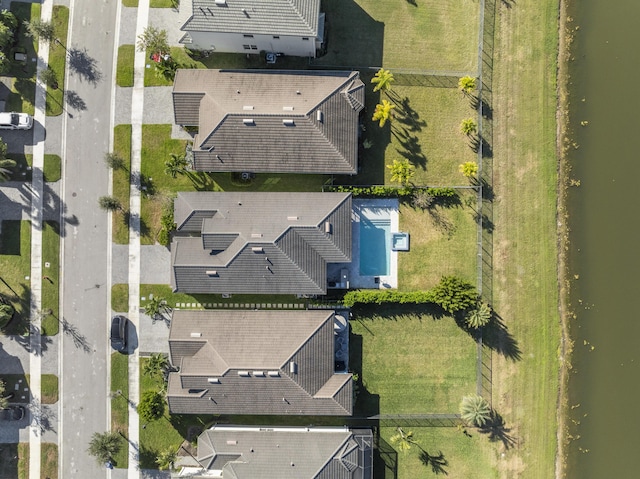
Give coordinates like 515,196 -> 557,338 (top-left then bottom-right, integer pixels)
565,0 -> 640,476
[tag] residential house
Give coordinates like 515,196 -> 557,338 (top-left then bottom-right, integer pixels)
172,69 -> 364,174
178,0 -> 325,57
174,425 -> 373,479
167,309 -> 353,415
171,191 -> 352,295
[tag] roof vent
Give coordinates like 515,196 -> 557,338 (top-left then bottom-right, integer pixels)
282,119 -> 295,126
283,106 -> 294,111
289,361 -> 297,374
296,90 -> 301,95
238,371 -> 250,377
206,270 -> 218,277
287,216 -> 298,221
317,110 -> 323,122
215,0 -> 226,5
324,221 -> 332,234
207,378 -> 220,384
252,247 -> 264,253
243,105 -> 254,110
243,119 -> 255,125
242,8 -> 249,17
253,371 -> 265,377
267,370 -> 280,377
251,233 -> 263,238
190,332 -> 202,338
226,440 -> 238,445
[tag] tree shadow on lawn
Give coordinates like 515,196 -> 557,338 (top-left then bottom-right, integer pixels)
392,126 -> 427,172
419,449 -> 449,476
388,92 -> 427,133
453,312 -> 522,361
349,331 -> 380,418
478,410 -> 517,449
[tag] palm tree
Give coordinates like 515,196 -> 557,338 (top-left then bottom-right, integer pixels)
0,302 -> 15,328
144,296 -> 169,321
390,427 -> 418,453
460,118 -> 477,135
371,68 -> 395,93
23,18 -> 56,43
458,76 -> 477,95
155,58 -> 179,81
164,153 -> 188,178
458,161 -> 478,179
0,158 -> 16,182
156,448 -> 178,471
387,159 -> 414,186
104,152 -> 126,171
87,431 -> 121,464
137,25 -> 169,56
143,353 -> 169,382
465,301 -> 492,329
372,99 -> 396,127
460,394 -> 492,427
98,195 -> 122,212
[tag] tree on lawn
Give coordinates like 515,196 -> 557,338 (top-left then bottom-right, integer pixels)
98,195 -> 122,212
164,153 -> 188,178
459,161 -> 478,179
0,302 -> 15,328
23,18 -> 56,43
156,448 -> 178,471
465,301 -> 492,329
104,152 -> 126,171
460,394 -> 492,427
0,158 -> 16,182
372,99 -> 395,127
387,159 -> 414,186
460,118 -> 477,135
138,390 -> 165,422
390,427 -> 419,453
429,276 -> 477,314
143,353 -> 169,382
40,67 -> 59,89
87,431 -> 121,464
137,25 -> 169,57
0,10 -> 18,31
458,76 -> 477,95
371,67 -> 395,93
144,296 -> 170,321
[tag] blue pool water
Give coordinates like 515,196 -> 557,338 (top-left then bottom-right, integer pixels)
359,215 -> 391,276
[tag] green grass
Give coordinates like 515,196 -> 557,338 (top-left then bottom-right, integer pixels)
111,352 -> 129,469
41,443 -> 58,479
398,192 -> 477,291
0,220 -> 31,335
0,373 -> 57,403
41,374 -> 58,404
139,357 -> 216,469
122,0 -> 139,6
111,283 -> 304,312
4,154 -> 61,182
43,154 -> 62,182
113,125 -> 132,244
144,47 -> 205,87
0,443 -> 28,479
350,311 -> 476,415
46,6 -> 69,116
116,45 -> 135,87
313,0 -> 478,71
41,221 -> 60,336
150,0 -> 176,7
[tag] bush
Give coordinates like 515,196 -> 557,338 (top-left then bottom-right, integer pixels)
326,185 -> 457,200
158,203 -> 175,247
137,390 -> 165,422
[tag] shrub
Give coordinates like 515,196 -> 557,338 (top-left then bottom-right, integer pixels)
325,185 -> 457,200
137,390 -> 165,422
158,202 -> 175,247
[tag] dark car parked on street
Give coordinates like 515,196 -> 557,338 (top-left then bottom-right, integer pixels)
110,315 -> 128,352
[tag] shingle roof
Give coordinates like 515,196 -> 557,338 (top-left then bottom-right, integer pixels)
181,0 -> 320,37
184,426 -> 373,479
172,69 -> 364,174
167,310 -> 352,416
171,192 -> 352,295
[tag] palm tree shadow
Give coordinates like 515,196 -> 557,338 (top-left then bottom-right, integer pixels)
68,47 -> 102,85
391,126 -> 427,170
479,411 -> 517,449
419,450 -> 449,475
482,313 -> 522,361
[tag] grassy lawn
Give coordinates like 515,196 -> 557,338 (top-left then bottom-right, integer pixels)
139,357 -> 216,469
489,0 -> 561,477
46,5 -> 70,116
5,154 -> 62,182
150,0 -> 175,7
350,311 -> 476,415
41,374 -> 58,404
111,283 -> 303,312
116,45 -> 135,87
41,221 -> 60,335
0,443 -> 28,479
41,443 -> 58,479
111,352 -> 129,468
123,0 -> 139,6
113,125 -> 132,244
43,154 -> 62,182
313,0 -> 478,71
398,192 -> 477,291
1,374 -> 58,404
0,220 -> 31,335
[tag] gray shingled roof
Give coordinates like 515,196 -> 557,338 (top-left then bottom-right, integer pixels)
172,69 -> 364,174
181,0 -> 320,37
167,310 -> 353,416
171,192 -> 352,295
178,426 -> 373,479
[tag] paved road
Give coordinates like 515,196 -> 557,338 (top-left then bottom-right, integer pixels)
59,0 -> 118,475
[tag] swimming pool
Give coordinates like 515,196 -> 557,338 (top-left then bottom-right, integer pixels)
359,214 -> 391,276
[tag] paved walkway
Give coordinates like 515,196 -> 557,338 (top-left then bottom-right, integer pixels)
111,244 -> 171,285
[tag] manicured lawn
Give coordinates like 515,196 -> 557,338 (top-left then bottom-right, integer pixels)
150,0 -> 175,7
111,352 -> 129,468
350,311 -> 476,415
116,45 -> 135,87
139,357 -> 216,469
46,5 -> 70,116
398,191 -> 477,291
314,0 -> 478,71
41,374 -> 58,404
1,373 -> 58,404
41,443 -> 58,479
0,443 -> 28,479
144,47 -> 205,87
113,125 -> 132,244
5,154 -> 62,182
122,0 -> 138,6
0,220 -> 31,335
43,154 -> 62,182
111,283 -> 304,312
41,221 -> 60,336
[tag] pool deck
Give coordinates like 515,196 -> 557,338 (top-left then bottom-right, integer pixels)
328,198 -> 399,289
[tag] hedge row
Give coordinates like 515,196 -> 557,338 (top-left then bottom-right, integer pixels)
325,185 -> 457,199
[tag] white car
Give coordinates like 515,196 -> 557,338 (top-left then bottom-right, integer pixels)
0,112 -> 33,130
